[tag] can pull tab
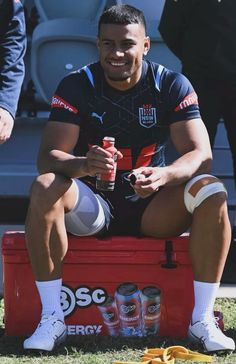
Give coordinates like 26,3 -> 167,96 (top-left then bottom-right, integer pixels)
161,240 -> 177,269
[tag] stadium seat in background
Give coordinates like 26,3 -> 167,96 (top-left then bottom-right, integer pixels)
30,0 -> 110,105
34,0 -> 108,22
31,18 -> 98,104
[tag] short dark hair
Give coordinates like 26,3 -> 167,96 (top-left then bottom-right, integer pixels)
98,4 -> 146,36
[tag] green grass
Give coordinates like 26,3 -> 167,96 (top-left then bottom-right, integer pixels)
0,298 -> 236,363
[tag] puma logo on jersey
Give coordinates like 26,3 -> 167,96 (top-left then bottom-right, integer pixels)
91,112 -> 106,124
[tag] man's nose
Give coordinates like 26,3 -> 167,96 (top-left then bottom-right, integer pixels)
111,47 -> 125,57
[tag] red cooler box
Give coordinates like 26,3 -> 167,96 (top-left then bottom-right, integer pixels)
2,231 -> 194,338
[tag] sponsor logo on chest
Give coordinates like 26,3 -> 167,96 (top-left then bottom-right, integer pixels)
138,104 -> 157,128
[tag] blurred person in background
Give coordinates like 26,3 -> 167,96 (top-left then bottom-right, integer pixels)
0,0 -> 26,144
159,0 -> 236,242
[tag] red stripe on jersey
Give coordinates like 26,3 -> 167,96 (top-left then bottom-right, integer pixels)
117,148 -> 132,170
88,144 -> 156,170
51,95 -> 78,114
174,92 -> 198,112
135,143 -> 156,168
118,144 -> 156,170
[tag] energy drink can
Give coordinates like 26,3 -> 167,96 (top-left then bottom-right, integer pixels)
96,136 -> 117,191
141,286 -> 161,336
115,282 -> 142,336
97,296 -> 120,336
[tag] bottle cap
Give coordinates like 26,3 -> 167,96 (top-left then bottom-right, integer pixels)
103,136 -> 115,142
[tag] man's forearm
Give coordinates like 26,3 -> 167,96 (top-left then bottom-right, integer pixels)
37,150 -> 88,178
165,150 -> 212,186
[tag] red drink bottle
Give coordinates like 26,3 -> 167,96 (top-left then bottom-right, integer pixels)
96,136 -> 117,191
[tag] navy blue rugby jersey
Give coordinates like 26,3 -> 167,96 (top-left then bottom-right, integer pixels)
49,60 -> 200,172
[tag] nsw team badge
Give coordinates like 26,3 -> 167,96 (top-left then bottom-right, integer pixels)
138,104 -> 157,128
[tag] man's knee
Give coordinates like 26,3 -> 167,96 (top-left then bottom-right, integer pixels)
184,174 -> 227,214
30,173 -> 72,209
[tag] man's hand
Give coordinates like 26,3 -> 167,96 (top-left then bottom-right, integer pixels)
129,166 -> 168,198
84,144 -> 123,177
0,108 -> 14,144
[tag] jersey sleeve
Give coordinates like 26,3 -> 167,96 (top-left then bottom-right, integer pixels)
0,0 -> 26,118
163,71 -> 201,124
49,72 -> 86,125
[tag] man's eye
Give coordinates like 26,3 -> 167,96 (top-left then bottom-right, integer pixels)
124,43 -> 135,48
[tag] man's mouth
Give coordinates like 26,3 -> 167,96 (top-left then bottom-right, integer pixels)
109,61 -> 127,67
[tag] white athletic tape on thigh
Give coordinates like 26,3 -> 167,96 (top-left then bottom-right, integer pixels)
64,179 -> 107,236
184,174 -> 227,214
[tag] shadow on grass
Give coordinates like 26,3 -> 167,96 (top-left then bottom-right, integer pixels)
0,329 -> 236,358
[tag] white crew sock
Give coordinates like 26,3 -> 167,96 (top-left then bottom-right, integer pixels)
191,280 -> 220,323
36,278 -> 64,321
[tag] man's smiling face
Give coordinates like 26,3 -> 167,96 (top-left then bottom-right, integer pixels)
97,22 -> 150,91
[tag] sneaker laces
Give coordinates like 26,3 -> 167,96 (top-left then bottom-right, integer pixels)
201,317 -> 221,338
33,314 -> 63,338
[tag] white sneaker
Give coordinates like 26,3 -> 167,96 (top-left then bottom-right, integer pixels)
188,318 -> 235,352
23,313 -> 67,351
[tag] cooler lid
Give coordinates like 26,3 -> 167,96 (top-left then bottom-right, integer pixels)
2,231 -> 189,252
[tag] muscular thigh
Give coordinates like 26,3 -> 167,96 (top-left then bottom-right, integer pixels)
141,184 -> 192,237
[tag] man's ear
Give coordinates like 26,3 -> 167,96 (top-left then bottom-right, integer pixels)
144,36 -> 150,55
